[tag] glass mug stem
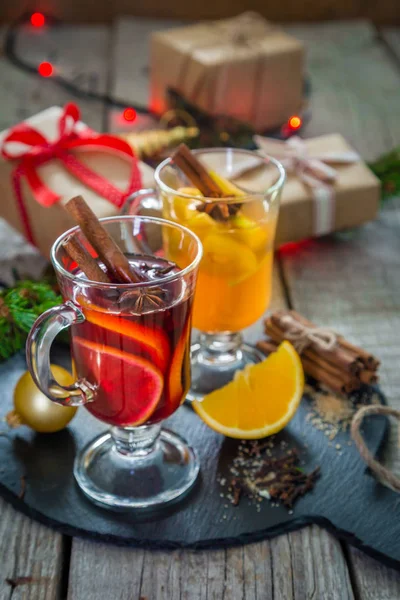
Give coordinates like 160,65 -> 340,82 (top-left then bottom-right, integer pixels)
197,332 -> 243,364
111,424 -> 161,457
26,301 -> 96,406
189,332 -> 264,402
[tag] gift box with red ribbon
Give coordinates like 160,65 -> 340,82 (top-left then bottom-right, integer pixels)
0,104 -> 154,258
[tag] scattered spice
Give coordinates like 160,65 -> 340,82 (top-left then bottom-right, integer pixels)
219,440 -> 320,510
305,385 -> 381,442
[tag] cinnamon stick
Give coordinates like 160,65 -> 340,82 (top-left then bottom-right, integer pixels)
301,356 -> 359,395
359,370 -> 379,385
338,337 -> 380,371
289,310 -> 380,372
63,235 -> 111,284
256,340 -> 278,355
66,196 -> 147,284
304,350 -> 357,385
172,144 -> 223,198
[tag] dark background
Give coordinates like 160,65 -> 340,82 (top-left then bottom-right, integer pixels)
1,0 -> 400,25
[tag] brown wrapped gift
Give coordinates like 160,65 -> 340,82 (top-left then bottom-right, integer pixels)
245,133 -> 381,245
0,106 -> 154,259
150,12 -> 304,132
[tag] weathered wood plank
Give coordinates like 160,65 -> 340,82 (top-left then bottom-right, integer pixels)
273,526 -> 354,599
280,198 -> 400,597
68,534 -> 356,599
66,17 -> 357,600
280,202 -> 400,465
284,21 -> 400,161
0,498 -> 63,600
0,24 -> 109,132
67,541 -> 145,599
110,17 -> 182,110
347,547 -> 400,599
107,17 -> 182,134
279,22 -> 400,595
243,542 -> 273,599
0,21 -> 111,599
277,21 -> 400,468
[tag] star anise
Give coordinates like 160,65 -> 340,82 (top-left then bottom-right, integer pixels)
119,287 -> 165,313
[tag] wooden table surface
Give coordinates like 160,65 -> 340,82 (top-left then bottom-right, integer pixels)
0,16 -> 400,599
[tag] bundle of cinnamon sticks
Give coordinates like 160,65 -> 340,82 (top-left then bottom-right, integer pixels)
256,311 -> 380,395
62,195 -> 166,311
64,195 -> 150,285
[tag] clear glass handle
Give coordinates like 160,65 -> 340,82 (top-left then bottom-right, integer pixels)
122,188 -> 161,216
26,300 -> 96,406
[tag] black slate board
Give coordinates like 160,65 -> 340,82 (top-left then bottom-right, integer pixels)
0,348 -> 399,570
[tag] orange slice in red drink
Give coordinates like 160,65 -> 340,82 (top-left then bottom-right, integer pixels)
73,337 -> 163,426
166,318 -> 191,414
81,307 -> 170,372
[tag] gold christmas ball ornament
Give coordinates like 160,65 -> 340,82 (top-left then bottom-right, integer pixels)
7,366 -> 78,433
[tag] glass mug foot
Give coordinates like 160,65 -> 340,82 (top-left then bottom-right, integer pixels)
187,333 -> 264,402
74,425 -> 200,511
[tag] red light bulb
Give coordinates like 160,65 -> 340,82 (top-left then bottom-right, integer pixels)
288,115 -> 302,130
38,62 -> 53,77
30,12 -> 45,27
123,108 -> 137,122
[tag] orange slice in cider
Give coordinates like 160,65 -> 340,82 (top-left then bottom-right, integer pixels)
80,305 -> 171,373
73,338 -> 164,426
167,318 -> 191,410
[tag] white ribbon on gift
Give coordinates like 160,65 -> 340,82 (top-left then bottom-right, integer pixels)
253,135 -> 360,236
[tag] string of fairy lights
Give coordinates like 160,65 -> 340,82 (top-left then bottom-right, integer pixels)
4,11 -> 306,134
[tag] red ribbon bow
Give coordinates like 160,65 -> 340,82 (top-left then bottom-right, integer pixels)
1,103 -> 142,246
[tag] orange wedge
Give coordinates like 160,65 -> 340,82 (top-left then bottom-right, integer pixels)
193,341 -> 304,439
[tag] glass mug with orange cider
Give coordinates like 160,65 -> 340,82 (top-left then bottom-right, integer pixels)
124,147 -> 285,400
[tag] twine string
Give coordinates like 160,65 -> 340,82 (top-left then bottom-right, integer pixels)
280,314 -> 337,354
351,405 -> 400,493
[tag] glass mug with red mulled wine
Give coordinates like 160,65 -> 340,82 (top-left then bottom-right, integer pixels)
26,200 -> 202,511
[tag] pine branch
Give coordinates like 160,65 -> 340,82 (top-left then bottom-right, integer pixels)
369,147 -> 400,200
0,280 -> 62,362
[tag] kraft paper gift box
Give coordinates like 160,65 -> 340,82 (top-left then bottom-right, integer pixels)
150,12 -> 304,132
0,106 -> 154,259
245,133 -> 381,245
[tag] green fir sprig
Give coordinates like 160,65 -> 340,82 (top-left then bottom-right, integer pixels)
369,147 -> 400,201
0,280 -> 61,362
